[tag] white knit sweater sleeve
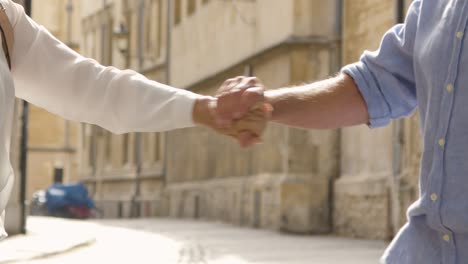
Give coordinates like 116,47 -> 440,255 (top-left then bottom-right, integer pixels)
6,0 -> 201,134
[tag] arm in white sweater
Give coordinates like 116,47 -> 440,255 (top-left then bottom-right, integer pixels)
7,0 -> 201,134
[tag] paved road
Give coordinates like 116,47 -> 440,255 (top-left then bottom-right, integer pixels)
17,218 -> 387,264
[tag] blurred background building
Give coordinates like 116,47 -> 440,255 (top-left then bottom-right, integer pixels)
7,0 -> 421,241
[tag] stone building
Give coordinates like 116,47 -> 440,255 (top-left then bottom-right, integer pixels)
77,0 -> 421,241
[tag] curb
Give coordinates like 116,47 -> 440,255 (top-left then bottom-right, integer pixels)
0,237 -> 96,264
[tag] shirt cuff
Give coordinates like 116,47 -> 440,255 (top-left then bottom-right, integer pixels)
341,61 -> 391,128
171,89 -> 203,128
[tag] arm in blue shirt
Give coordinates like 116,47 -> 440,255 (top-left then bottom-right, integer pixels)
342,0 -> 421,128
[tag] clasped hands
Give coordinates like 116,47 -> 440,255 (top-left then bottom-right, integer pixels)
193,76 -> 272,148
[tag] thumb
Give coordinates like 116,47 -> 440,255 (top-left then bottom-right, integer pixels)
234,86 -> 265,119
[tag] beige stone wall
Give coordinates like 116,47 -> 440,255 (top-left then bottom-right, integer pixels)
334,0 -> 422,240
170,0 -> 337,88
334,0 -> 396,240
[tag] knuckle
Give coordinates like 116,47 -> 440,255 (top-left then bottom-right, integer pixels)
234,76 -> 244,82
222,78 -> 238,87
249,77 -> 261,84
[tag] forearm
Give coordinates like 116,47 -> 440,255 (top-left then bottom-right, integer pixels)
265,73 -> 369,129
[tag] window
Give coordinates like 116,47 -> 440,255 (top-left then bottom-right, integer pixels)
129,11 -> 138,67
156,0 -> 163,58
101,24 -> 108,64
187,0 -> 196,16
83,21 -> 96,58
143,0 -> 162,61
138,2 -> 144,67
82,124 -> 87,149
144,2 -> 153,56
174,0 -> 182,25
141,133 -> 151,163
105,131 -> 112,164
100,11 -> 113,65
88,126 -> 96,171
122,134 -> 129,165
53,167 -> 64,184
154,133 -> 161,163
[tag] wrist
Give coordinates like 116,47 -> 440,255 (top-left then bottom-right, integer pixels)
264,91 -> 277,121
192,96 -> 216,127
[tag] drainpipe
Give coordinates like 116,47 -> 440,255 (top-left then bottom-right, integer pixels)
132,129 -> 142,218
162,0 -> 172,186
328,0 -> 343,234
137,0 -> 144,69
66,0 -> 73,45
18,0 -> 31,235
131,0 -> 145,218
390,0 -> 406,238
396,0 -> 405,24
159,0 -> 172,216
64,0 -> 73,150
90,127 -> 97,185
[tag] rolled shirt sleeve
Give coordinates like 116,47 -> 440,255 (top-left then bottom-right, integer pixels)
7,0 -> 202,134
342,0 -> 421,128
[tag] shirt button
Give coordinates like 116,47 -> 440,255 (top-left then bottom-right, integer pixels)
430,193 -> 438,201
446,84 -> 454,93
443,234 -> 450,242
457,31 -> 464,39
439,138 -> 445,147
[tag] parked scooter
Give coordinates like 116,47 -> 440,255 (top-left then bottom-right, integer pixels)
30,183 -> 100,219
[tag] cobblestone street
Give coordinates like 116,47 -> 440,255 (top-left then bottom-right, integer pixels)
13,218 -> 387,264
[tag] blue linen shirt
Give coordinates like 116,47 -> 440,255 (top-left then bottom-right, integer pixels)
342,0 -> 468,263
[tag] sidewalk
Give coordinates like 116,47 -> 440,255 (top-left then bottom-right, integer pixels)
0,217 -> 388,264
0,217 -> 96,264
